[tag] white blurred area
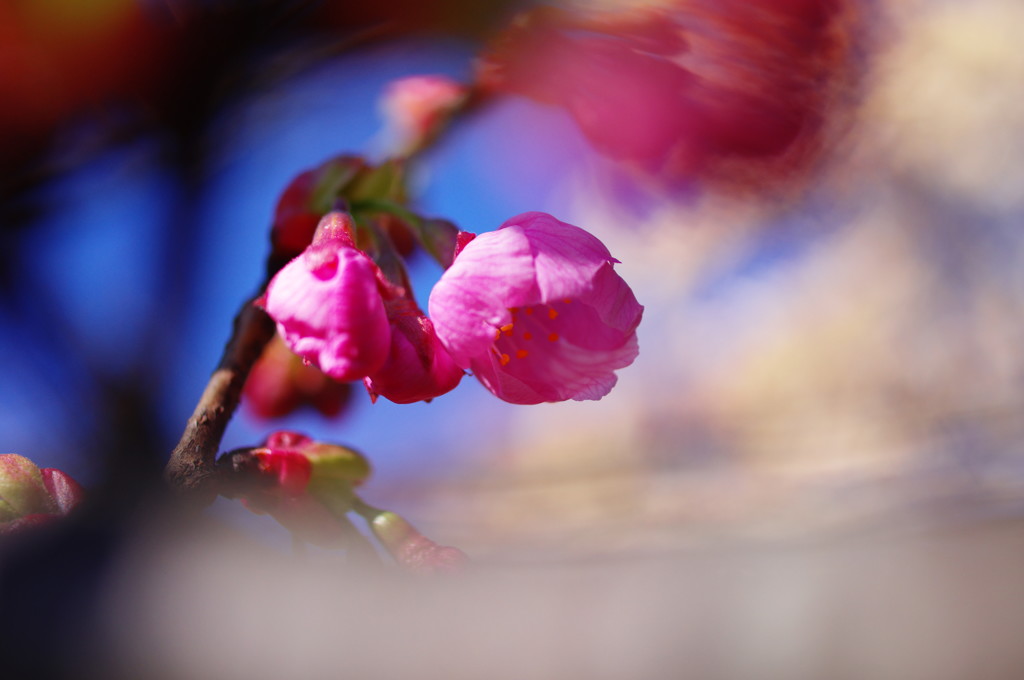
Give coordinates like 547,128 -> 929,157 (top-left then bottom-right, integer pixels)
98,0 -> 1024,677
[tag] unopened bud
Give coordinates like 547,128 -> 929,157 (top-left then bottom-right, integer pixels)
368,510 -> 468,573
379,75 -> 470,155
222,433 -> 372,545
0,455 -> 84,535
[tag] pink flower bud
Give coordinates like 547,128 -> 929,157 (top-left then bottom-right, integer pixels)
263,214 -> 392,382
261,431 -> 371,487
232,432 -> 372,548
363,298 -> 464,405
368,510 -> 468,574
253,448 -> 312,496
380,75 -> 469,154
428,212 -> 642,404
0,454 -> 84,535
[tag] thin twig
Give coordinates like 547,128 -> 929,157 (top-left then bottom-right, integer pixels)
163,296 -> 277,503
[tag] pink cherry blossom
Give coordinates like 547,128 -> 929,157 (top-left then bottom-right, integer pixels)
363,298 -> 464,404
263,215 -> 391,382
427,212 -> 642,404
477,2 -> 857,186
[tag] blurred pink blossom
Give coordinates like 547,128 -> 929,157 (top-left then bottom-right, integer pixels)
380,75 -> 468,153
234,431 -> 371,548
478,1 -> 857,186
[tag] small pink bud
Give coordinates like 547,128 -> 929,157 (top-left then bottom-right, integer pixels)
0,454 -> 84,535
0,454 -> 57,521
369,510 -> 468,573
428,212 -> 643,404
311,211 -> 357,248
380,75 -> 469,154
262,431 -> 371,487
253,449 -> 313,496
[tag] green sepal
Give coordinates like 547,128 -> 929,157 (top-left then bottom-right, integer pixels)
415,217 -> 460,269
368,510 -> 416,551
304,443 -> 372,517
309,156 -> 366,213
346,159 -> 407,205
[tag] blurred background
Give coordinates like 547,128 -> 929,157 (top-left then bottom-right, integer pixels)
2,0 -> 1024,678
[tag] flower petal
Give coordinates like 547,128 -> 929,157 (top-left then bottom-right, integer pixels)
430,212 -> 642,404
265,242 -> 391,381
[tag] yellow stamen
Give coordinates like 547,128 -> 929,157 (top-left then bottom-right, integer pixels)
499,353 -> 511,366
500,323 -> 514,336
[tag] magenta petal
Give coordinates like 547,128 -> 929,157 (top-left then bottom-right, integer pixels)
264,241 -> 391,381
429,212 -> 643,404
364,315 -> 464,404
499,211 -> 616,301
427,225 -> 538,366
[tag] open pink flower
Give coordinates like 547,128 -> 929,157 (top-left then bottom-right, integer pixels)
428,212 -> 642,404
364,297 -> 464,404
263,214 -> 391,382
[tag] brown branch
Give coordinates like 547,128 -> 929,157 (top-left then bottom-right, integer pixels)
164,296 -> 277,504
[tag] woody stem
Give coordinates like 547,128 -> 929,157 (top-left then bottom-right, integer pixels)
163,298 -> 277,503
